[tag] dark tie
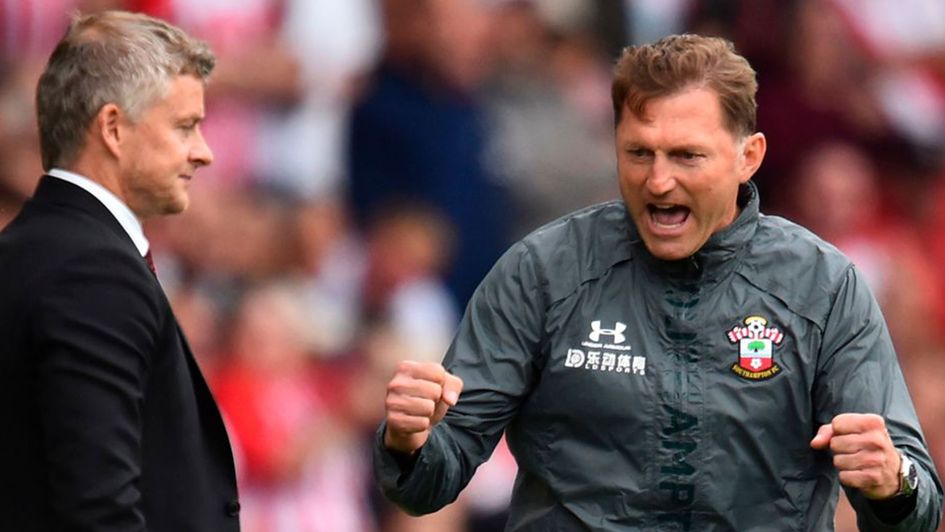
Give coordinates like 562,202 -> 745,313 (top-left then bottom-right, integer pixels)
144,250 -> 157,276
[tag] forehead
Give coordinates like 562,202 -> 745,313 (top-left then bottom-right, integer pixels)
148,75 -> 205,114
617,87 -> 733,145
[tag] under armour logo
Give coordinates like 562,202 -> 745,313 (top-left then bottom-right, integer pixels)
589,321 -> 627,344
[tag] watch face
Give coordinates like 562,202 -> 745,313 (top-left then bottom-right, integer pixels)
907,461 -> 919,490
901,454 -> 919,494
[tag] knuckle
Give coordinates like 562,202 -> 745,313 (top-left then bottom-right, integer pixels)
838,470 -> 859,487
386,395 -> 409,412
385,392 -> 408,410
876,451 -> 893,469
414,416 -> 431,432
428,364 -> 447,382
869,431 -> 889,449
828,437 -> 844,453
394,360 -> 414,376
389,412 -> 428,433
386,385 -> 408,402
413,379 -> 440,401
385,395 -> 398,411
386,412 -> 411,431
430,381 -> 445,399
419,398 -> 437,418
832,413 -> 851,426
387,374 -> 410,393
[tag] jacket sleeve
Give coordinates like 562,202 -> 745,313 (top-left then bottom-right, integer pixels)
374,240 -> 545,514
30,248 -> 160,531
814,265 -> 943,531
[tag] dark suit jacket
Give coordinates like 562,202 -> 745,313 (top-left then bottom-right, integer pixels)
0,176 -> 240,531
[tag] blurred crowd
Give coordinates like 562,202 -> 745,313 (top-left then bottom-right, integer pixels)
2,0 -> 944,531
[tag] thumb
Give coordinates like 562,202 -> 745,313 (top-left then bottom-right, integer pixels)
431,373 -> 464,425
810,423 -> 834,450
441,373 -> 464,406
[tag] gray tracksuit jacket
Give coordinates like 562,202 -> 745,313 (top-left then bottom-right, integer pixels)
374,184 -> 943,531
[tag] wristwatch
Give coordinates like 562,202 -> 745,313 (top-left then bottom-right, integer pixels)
896,450 -> 919,498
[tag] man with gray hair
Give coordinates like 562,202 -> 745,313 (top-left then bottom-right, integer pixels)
0,11 -> 240,531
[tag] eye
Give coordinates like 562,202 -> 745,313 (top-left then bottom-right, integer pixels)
177,117 -> 203,132
625,147 -> 652,160
672,150 -> 704,163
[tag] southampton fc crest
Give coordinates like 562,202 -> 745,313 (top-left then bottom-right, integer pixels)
727,316 -> 783,380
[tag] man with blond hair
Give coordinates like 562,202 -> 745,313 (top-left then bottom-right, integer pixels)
375,34 -> 943,530
0,11 -> 239,531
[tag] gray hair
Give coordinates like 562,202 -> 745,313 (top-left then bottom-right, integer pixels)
36,10 -> 215,171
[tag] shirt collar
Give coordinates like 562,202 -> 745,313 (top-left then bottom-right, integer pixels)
47,168 -> 150,257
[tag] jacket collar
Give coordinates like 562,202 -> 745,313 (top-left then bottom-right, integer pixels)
47,169 -> 149,256
30,175 -> 139,251
632,181 -> 760,282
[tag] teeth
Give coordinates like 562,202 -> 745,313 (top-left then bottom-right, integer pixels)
649,204 -> 689,227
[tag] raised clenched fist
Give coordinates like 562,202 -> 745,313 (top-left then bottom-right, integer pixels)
383,361 -> 464,455
810,413 -> 901,500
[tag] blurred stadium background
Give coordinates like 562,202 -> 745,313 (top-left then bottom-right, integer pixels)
2,0 -> 944,530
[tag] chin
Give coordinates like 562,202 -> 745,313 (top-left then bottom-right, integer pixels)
642,240 -> 694,262
164,198 -> 189,215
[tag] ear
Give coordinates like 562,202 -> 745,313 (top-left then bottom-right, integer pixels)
97,103 -> 124,159
738,132 -> 766,184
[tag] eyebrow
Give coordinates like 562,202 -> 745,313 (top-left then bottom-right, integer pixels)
177,114 -> 205,125
667,146 -> 705,154
621,142 -> 706,152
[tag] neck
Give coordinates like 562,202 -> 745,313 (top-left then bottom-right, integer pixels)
66,157 -> 126,210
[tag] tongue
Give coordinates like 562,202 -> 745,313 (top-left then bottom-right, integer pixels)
653,206 -> 689,226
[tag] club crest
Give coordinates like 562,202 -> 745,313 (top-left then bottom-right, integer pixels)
727,316 -> 783,380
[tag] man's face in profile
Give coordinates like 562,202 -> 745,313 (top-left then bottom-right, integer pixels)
118,74 -> 213,219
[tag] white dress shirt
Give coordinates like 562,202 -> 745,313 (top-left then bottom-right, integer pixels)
47,168 -> 150,257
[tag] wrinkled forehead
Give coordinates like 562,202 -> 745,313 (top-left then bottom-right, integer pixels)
627,85 -> 754,138
620,87 -> 722,126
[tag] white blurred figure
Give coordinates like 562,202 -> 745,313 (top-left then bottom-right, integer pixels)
164,0 -> 382,196
256,0 -> 382,198
830,0 -> 945,153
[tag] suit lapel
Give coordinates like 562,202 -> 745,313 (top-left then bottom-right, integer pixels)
174,321 -> 238,484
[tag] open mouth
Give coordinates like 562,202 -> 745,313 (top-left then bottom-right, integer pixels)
647,204 -> 691,228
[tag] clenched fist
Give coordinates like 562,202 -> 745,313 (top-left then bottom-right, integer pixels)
810,413 -> 902,500
383,361 -> 464,455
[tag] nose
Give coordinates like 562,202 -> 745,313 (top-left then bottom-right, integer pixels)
190,128 -> 214,167
645,154 -> 675,196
